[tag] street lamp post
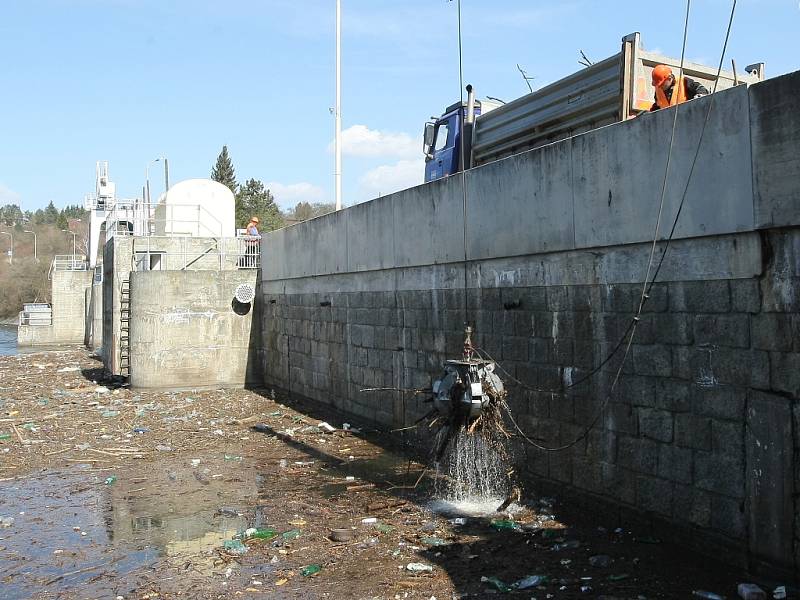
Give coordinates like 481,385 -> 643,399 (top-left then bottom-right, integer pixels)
0,231 -> 11,264
145,156 -> 167,205
23,230 -> 37,261
62,229 -> 77,267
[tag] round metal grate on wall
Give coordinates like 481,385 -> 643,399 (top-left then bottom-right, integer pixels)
234,283 -> 255,304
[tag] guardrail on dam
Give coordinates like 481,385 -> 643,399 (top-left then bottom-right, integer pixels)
259,71 -> 800,578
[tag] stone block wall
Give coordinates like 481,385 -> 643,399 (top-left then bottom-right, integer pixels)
260,70 -> 800,578
262,231 -> 799,575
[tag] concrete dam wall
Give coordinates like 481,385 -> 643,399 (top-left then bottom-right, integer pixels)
259,71 -> 800,576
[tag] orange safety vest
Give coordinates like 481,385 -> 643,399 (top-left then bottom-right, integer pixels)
655,76 -> 688,109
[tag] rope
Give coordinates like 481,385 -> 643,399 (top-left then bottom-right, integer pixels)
508,0 -> 740,452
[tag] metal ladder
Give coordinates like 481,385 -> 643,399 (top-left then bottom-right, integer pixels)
119,279 -> 130,377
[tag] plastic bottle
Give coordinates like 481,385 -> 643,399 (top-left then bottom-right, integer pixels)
301,564 -> 321,577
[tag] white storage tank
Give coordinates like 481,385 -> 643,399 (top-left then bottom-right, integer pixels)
154,179 -> 235,237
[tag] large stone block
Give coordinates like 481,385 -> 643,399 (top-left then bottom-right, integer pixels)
693,314 -> 750,348
674,414 -> 712,451
669,280 -> 731,313
638,408 -> 674,443
769,352 -> 800,396
694,451 -> 744,498
658,444 -> 692,485
617,436 -> 658,475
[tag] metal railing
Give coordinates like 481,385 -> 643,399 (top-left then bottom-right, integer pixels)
52,255 -> 89,271
104,200 -> 226,240
19,303 -> 52,326
129,235 -> 260,272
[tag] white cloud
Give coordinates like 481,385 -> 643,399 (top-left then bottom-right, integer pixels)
266,181 -> 326,210
357,159 -> 424,202
330,125 -> 419,160
0,183 -> 21,205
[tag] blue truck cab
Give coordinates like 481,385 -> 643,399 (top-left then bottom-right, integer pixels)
423,89 -> 502,183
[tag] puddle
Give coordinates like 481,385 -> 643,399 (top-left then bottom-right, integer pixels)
0,459 -> 256,598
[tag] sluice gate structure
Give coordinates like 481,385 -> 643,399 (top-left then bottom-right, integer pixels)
259,72 -> 800,577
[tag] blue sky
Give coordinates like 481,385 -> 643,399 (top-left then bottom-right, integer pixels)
0,0 -> 796,212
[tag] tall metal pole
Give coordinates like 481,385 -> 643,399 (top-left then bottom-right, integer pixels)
62,230 -> 77,259
145,164 -> 152,205
163,158 -> 170,192
334,0 -> 342,211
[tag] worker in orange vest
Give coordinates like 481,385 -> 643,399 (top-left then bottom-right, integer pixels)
649,64 -> 709,111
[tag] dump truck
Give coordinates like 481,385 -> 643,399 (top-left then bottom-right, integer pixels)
423,32 -> 764,183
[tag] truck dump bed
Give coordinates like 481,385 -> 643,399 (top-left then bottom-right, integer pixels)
471,32 -> 764,166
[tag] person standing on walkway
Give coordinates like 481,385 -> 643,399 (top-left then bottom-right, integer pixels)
245,216 -> 261,267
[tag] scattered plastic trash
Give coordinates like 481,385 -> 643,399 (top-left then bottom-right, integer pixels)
224,539 -> 248,555
57,366 -> 81,372
155,445 -> 172,452
553,540 -> 581,551
513,575 -> 547,590
773,586 -> 786,600
132,427 -> 149,434
300,564 -> 321,577
101,410 -> 119,418
375,523 -> 394,534
95,386 -> 110,394
560,559 -> 572,565
282,529 -> 301,540
224,454 -> 242,461
317,421 -> 335,433
104,476 -> 117,485
278,459 -> 288,468
0,516 -> 14,528
608,574 -> 630,581
581,585 -> 593,593
345,476 -> 356,481
589,555 -> 612,568
421,536 -> 447,546
490,519 -> 522,532
190,459 -> 201,467
406,562 -> 434,573
0,433 -> 10,440
449,517 -> 467,526
20,423 -> 38,431
217,507 -> 240,518
738,584 -> 766,600
294,460 -> 314,466
693,592 -> 725,600
481,576 -> 512,593
245,528 -> 278,540
361,517 -> 378,524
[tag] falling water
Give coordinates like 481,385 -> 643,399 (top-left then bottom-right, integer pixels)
431,426 -> 509,515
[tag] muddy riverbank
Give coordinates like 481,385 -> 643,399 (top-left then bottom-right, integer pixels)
0,349 -> 783,599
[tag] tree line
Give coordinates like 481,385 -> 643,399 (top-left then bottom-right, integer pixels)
0,201 -> 85,230
211,146 -> 334,232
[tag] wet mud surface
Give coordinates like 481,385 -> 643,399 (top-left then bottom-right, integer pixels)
0,350 -> 789,599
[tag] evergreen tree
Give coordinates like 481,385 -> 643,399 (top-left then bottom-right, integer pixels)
235,179 -> 284,232
211,145 -> 237,194
43,200 -> 59,224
